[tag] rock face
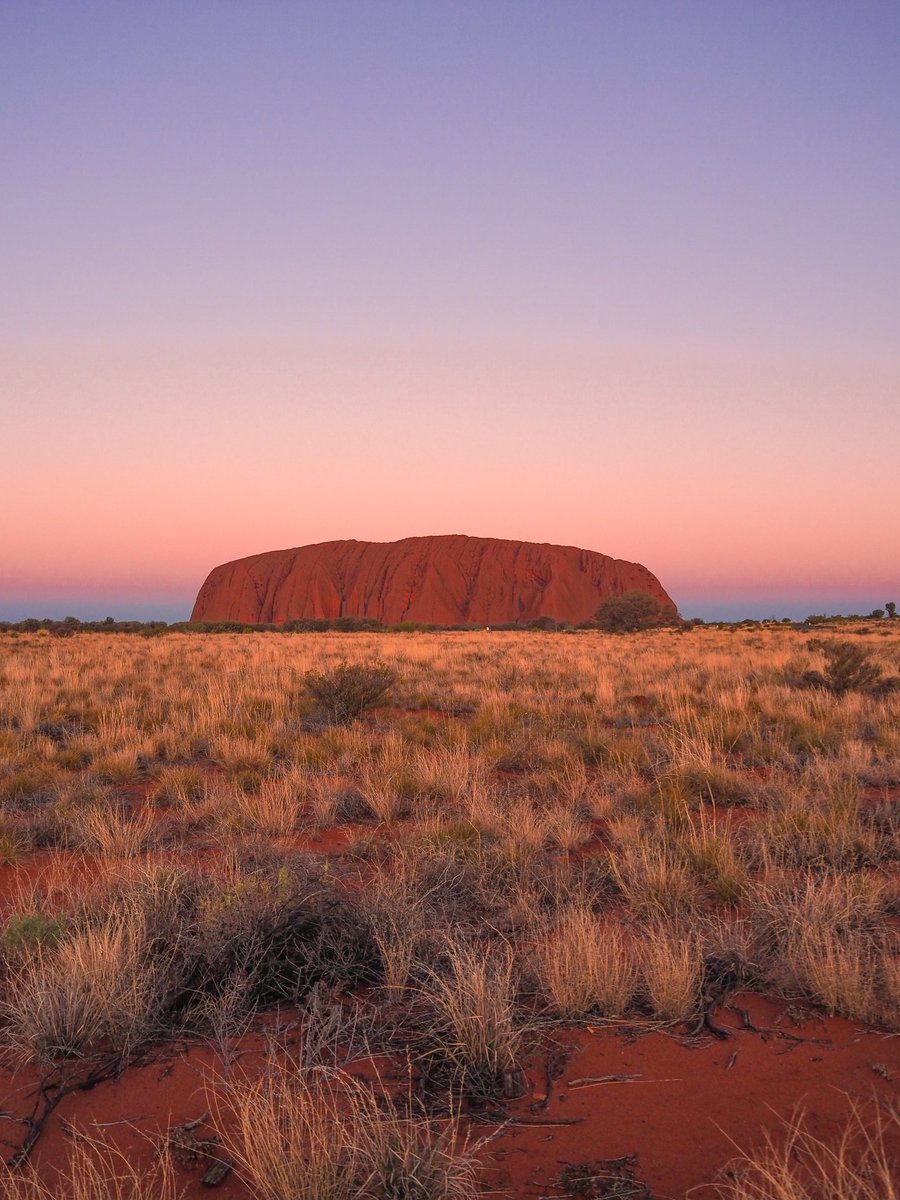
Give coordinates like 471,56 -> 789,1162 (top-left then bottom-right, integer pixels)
191,535 -> 676,627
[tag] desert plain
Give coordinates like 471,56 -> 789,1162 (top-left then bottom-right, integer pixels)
0,624 -> 897,1199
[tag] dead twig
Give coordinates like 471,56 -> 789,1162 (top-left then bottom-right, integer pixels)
473,1113 -> 583,1127
567,1073 -> 682,1088
531,1040 -> 568,1113
567,1073 -> 642,1088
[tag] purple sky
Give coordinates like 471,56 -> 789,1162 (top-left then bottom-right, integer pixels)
2,2 -> 899,621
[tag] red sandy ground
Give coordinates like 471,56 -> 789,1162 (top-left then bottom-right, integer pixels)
1,994 -> 896,1199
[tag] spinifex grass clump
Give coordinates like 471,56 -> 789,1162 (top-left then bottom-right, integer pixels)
533,905 -> 637,1018
422,936 -> 525,1098
216,1061 -> 482,1200
639,925 -> 702,1023
305,660 -> 397,725
1,906 -> 168,1063
0,818 -> 29,865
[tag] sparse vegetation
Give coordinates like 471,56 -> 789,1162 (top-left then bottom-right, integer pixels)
0,625 -> 897,1196
0,1143 -> 179,1200
715,1102 -> 898,1200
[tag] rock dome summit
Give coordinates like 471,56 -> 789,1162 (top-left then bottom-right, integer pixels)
191,535 -> 676,627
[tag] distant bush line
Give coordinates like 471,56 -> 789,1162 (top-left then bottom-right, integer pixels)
2,615 -> 588,636
1,605 -> 895,636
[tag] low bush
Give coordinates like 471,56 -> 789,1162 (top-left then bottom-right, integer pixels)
822,640 -> 882,693
802,639 -> 883,693
1,911 -> 66,954
305,661 -> 397,725
180,861 -> 382,1012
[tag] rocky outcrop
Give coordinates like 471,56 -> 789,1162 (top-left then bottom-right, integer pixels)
190,535 -> 676,626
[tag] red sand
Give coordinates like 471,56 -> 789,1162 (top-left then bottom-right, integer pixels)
2,995 -> 896,1199
487,996 -> 899,1198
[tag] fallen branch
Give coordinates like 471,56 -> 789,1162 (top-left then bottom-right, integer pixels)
200,1156 -> 233,1186
530,1041 -> 568,1114
472,1113 -> 583,1127
6,1054 -> 132,1169
566,1073 -> 682,1088
503,1116 -> 584,1127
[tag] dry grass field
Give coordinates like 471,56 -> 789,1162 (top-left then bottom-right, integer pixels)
0,627 -> 897,1198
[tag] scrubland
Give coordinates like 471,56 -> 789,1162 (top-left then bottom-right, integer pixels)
0,627 -> 897,1198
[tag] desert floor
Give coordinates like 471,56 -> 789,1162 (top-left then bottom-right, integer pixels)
0,627 -> 897,1198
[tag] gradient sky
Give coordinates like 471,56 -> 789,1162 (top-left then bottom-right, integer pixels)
2,1 -> 898,622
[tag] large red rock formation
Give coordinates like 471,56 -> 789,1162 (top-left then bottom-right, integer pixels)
191,535 -> 676,627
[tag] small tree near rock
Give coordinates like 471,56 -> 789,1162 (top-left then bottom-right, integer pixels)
595,591 -> 664,633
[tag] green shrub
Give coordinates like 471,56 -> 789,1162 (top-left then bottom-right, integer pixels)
305,661 -> 397,725
595,591 -> 666,633
819,641 -> 882,694
2,911 -> 66,952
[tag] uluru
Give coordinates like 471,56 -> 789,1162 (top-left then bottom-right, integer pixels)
191,535 -> 676,627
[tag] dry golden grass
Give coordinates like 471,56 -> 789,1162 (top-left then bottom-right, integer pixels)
215,1060 -> 481,1200
150,763 -> 207,805
533,905 -> 637,1018
0,625 -> 898,1192
611,834 -> 702,921
0,1144 -> 179,1200
220,773 -> 305,835
680,810 -> 748,902
714,1100 -> 898,1200
2,904 -> 167,1064
66,804 -> 156,858
639,923 -> 702,1023
423,936 -> 524,1086
784,927 -> 885,1025
364,855 -> 433,994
